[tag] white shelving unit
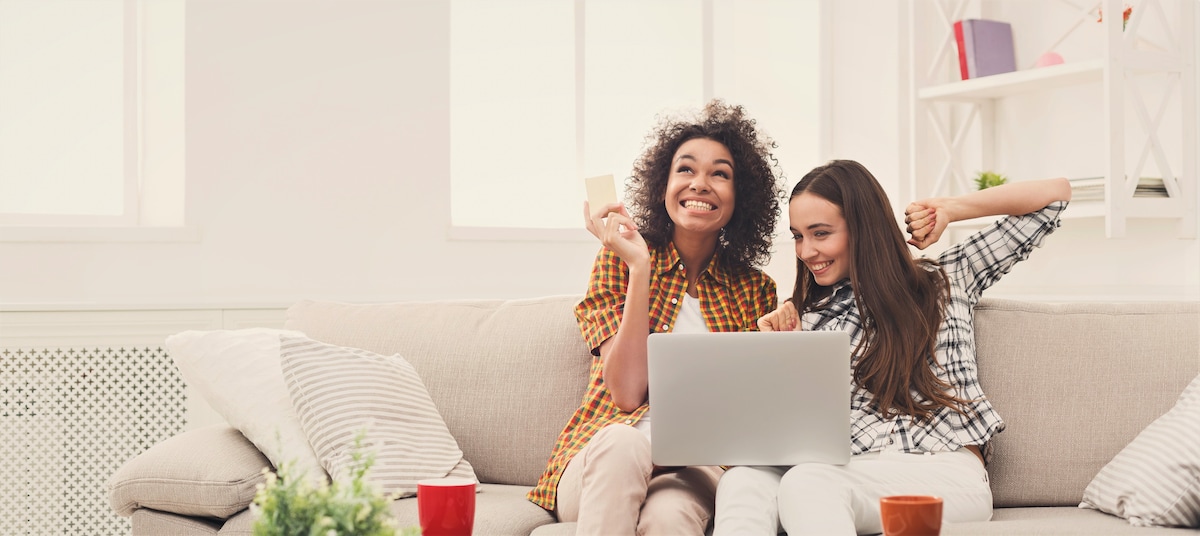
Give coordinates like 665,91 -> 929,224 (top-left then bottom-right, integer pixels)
904,0 -> 1196,238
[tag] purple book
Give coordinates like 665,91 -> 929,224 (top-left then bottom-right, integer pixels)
963,19 -> 1016,78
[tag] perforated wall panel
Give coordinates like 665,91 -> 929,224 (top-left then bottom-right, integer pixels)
1,347 -> 186,535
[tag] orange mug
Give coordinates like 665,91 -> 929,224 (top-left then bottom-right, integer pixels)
417,477 -> 476,536
879,495 -> 943,536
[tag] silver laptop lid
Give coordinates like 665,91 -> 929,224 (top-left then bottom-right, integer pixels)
647,331 -> 851,466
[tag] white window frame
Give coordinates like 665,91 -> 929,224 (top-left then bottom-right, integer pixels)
0,0 -> 194,243
447,0 -> 715,243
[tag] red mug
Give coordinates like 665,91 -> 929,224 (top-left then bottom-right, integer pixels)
417,477 -> 476,536
880,495 -> 943,536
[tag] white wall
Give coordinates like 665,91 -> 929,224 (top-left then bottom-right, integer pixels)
0,0 -> 1195,309
0,0 -> 818,308
1,1 -> 602,307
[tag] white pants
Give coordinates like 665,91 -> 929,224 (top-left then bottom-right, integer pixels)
712,450 -> 992,536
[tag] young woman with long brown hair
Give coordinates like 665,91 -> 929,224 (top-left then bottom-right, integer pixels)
713,159 -> 1071,535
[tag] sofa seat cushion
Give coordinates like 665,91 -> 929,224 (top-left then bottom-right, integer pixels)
215,508 -> 255,535
109,424 -> 269,519
530,509 -> 1200,536
941,507 -> 1200,535
389,483 -> 555,535
131,509 -> 223,536
210,483 -> 554,536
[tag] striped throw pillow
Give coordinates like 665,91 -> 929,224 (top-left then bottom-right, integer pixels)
1080,373 -> 1200,527
279,335 -> 477,497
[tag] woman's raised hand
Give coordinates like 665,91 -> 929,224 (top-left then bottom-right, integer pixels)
904,200 -> 948,250
583,201 -> 649,268
757,300 -> 801,332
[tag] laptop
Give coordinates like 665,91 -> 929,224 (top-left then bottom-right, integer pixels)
646,330 -> 851,466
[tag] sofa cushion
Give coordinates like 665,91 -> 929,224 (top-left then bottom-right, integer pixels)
109,424 -> 268,519
279,334 -> 477,497
217,507 -> 255,535
166,328 -> 324,481
211,484 -> 555,536
388,483 -> 556,535
131,509 -> 223,536
1080,373 -> 1200,527
284,296 -> 592,487
973,299 -> 1200,507
208,484 -> 556,536
942,506 -> 1200,535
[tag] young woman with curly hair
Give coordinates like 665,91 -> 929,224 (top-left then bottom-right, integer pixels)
526,100 -> 786,534
713,159 -> 1071,535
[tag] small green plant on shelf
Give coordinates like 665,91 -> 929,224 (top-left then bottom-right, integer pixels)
251,433 -> 420,536
974,171 -> 1008,190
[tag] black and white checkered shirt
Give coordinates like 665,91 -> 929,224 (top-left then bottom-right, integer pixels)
801,201 -> 1067,463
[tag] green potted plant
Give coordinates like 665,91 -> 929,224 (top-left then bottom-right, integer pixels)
974,171 -> 1008,190
251,435 -> 419,536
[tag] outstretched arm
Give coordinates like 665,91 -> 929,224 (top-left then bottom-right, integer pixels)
905,178 -> 1071,249
583,201 -> 653,412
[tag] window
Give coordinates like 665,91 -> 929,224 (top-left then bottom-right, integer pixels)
449,0 -> 820,239
0,0 -> 186,239
449,0 -> 577,231
580,1 -> 704,192
449,0 -> 706,235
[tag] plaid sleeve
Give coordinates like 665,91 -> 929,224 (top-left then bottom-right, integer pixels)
574,248 -> 627,355
937,201 -> 1067,304
742,270 -> 778,331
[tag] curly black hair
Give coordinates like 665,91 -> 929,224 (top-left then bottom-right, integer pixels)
626,99 -> 784,272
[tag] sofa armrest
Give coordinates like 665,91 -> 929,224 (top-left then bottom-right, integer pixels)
108,423 -> 271,519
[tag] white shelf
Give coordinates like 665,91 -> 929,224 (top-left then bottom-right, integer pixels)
905,0 -> 1195,238
917,59 -> 1104,102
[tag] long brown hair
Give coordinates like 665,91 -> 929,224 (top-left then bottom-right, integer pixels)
790,160 -> 968,423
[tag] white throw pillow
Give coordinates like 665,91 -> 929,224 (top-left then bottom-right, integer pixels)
165,328 -> 325,481
278,334 -> 477,498
1080,373 -> 1200,527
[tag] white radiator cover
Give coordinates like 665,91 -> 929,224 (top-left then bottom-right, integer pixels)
0,305 -> 287,535
1,346 -> 185,535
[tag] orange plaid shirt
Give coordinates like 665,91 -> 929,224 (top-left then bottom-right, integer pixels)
527,242 -> 777,511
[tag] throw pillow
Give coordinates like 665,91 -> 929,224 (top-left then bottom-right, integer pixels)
165,328 -> 326,482
1080,373 -> 1200,527
108,424 -> 269,519
278,334 -> 477,498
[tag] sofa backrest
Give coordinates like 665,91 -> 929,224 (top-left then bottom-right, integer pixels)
284,295 -> 1200,509
284,295 -> 592,488
974,298 -> 1199,508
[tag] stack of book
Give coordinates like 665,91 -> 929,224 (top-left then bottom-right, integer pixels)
1069,177 -> 1168,202
954,19 -> 1017,80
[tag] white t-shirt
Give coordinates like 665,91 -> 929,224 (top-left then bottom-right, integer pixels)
636,293 -> 709,440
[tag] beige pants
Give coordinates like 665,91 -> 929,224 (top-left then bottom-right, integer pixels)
555,424 -> 723,536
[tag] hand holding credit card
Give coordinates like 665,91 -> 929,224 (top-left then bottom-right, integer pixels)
584,174 -> 619,215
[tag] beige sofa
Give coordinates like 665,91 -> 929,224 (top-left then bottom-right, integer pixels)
108,296 -> 1199,535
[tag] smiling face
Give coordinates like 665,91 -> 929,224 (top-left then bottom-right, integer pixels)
790,191 -> 851,286
664,137 -> 736,240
